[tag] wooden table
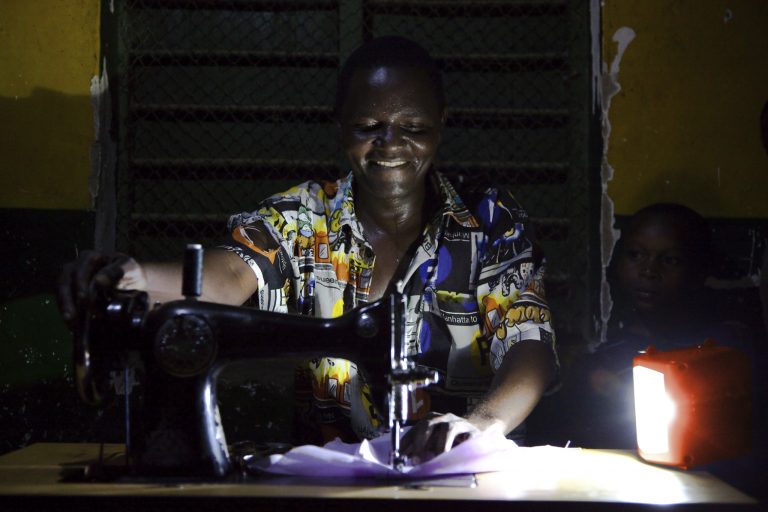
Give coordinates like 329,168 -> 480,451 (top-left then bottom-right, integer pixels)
0,443 -> 759,511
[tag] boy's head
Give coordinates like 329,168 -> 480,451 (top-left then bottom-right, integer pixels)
613,203 -> 711,317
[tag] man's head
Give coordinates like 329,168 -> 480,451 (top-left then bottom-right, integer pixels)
335,37 -> 445,199
335,36 -> 445,116
613,203 -> 711,317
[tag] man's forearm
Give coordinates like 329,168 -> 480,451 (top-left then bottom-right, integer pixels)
467,339 -> 556,434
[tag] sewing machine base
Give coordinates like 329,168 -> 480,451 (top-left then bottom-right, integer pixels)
58,444 -> 477,488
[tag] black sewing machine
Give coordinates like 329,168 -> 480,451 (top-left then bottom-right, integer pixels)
73,245 -> 438,478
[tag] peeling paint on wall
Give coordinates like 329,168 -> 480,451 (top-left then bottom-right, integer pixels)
597,26 -> 636,349
89,58 -> 109,208
90,58 -> 117,252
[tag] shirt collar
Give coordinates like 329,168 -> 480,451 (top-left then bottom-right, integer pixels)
332,170 -> 478,235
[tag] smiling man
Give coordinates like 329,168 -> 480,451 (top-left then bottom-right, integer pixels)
58,37 -> 557,462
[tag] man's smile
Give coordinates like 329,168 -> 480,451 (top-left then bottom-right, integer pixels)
368,159 -> 409,168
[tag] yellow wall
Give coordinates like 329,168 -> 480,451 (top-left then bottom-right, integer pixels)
603,0 -> 768,218
0,1 -> 100,210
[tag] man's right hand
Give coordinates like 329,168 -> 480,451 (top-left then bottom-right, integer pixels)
57,247 -> 260,326
56,251 -> 140,327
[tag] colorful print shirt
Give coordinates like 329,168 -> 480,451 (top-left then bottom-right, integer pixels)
222,171 -> 556,441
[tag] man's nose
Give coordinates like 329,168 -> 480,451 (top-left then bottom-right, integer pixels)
373,125 -> 403,148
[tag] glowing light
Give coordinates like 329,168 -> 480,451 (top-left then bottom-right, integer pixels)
633,344 -> 752,468
633,366 -> 676,454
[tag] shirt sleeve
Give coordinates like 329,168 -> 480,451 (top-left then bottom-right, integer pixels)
473,188 -> 558,374
219,207 -> 295,312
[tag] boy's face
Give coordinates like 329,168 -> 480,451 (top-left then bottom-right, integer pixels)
615,217 -> 704,316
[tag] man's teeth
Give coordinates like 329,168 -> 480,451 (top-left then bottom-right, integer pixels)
373,160 -> 406,167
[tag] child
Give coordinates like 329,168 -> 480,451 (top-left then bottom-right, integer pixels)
531,203 -> 755,449
609,202 -> 726,346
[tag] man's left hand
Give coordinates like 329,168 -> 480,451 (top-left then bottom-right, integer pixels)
400,412 -> 502,463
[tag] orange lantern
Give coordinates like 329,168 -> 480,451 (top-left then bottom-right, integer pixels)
632,341 -> 752,468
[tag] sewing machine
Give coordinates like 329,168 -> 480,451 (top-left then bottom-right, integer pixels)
73,245 -> 438,478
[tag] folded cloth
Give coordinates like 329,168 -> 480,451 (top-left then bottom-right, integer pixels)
248,427 -> 518,478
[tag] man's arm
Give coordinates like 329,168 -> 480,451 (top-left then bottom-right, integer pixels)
58,247 -> 259,324
467,339 -> 556,433
401,340 -> 555,459
119,248 -> 258,306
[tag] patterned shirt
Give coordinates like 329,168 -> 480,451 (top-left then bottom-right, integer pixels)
222,171 -> 556,441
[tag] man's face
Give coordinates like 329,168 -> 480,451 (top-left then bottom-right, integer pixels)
615,218 -> 703,316
337,66 -> 444,198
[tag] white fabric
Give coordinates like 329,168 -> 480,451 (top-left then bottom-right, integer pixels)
249,427 -> 519,478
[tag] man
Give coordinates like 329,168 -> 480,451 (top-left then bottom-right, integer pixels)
58,36 -> 557,462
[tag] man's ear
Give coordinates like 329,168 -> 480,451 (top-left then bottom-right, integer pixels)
441,109 -> 447,126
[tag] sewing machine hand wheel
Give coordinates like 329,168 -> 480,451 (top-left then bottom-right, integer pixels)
73,245 -> 203,406
74,289 -> 149,406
